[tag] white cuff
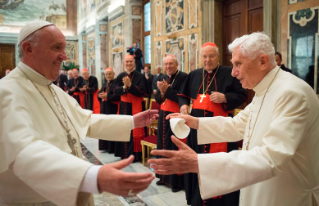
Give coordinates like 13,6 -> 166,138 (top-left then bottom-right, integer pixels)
80,165 -> 102,194
131,116 -> 135,129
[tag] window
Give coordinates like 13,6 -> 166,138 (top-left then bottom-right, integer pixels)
142,1 -> 151,66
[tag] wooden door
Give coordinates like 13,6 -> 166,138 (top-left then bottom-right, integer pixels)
222,0 -> 263,108
0,44 -> 15,78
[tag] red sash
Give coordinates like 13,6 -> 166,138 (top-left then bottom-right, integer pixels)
73,92 -> 85,109
193,94 -> 228,153
160,99 -> 180,113
121,94 -> 145,152
92,90 -> 100,114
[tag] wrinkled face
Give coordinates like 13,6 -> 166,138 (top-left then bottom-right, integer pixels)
31,26 -> 67,81
201,46 -> 219,72
82,71 -> 89,80
164,56 -> 178,76
73,70 -> 79,79
144,66 -> 150,74
125,56 -> 135,72
231,47 -> 262,89
67,70 -> 73,79
275,54 -> 282,66
105,70 -> 115,81
155,67 -> 161,74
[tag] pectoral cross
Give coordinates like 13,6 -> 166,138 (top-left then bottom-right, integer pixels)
200,94 -> 206,103
67,133 -> 78,156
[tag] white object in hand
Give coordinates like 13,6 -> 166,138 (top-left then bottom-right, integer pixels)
169,118 -> 190,139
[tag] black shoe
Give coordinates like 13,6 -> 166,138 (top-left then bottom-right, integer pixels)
172,187 -> 182,193
156,180 -> 164,185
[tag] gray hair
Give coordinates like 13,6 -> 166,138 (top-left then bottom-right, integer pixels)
18,29 -> 44,58
155,65 -> 162,70
228,32 -> 276,66
163,55 -> 178,64
200,45 -> 219,55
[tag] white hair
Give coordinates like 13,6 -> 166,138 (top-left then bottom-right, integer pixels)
200,45 -> 219,55
163,55 -> 178,64
228,32 -> 276,67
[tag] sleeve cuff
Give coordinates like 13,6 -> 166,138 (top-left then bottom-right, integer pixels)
79,165 -> 102,194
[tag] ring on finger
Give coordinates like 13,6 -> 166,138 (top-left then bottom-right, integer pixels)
128,189 -> 135,196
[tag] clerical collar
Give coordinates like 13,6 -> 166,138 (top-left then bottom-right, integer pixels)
126,68 -> 135,75
253,66 -> 281,96
168,70 -> 179,78
18,62 -> 52,86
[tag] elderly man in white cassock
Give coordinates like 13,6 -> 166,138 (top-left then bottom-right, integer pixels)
149,32 -> 319,206
0,20 -> 158,206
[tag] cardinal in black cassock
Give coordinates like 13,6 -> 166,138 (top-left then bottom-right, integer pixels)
97,68 -> 120,152
67,69 -> 86,108
114,55 -> 149,162
178,42 -> 246,206
81,68 -> 100,114
155,55 -> 188,192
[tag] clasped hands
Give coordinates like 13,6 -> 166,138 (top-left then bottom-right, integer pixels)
98,92 -> 107,99
122,76 -> 132,90
157,79 -> 169,94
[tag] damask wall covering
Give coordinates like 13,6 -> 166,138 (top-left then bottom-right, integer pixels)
152,0 -> 201,73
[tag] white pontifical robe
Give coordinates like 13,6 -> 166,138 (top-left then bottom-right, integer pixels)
0,62 -> 133,206
196,67 -> 319,206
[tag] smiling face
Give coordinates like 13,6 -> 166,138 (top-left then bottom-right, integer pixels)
105,70 -> 115,81
28,25 -> 67,81
163,56 -> 178,76
231,47 -> 264,89
201,46 -> 219,72
81,71 -> 90,80
125,55 -> 135,72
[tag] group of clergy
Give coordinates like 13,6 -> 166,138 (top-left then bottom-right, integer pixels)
54,41 -> 247,205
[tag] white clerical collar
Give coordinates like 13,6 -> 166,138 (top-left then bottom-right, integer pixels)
18,62 -> 52,86
253,66 -> 280,96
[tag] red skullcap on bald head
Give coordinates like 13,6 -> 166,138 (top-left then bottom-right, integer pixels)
82,68 -> 88,72
73,68 -> 78,71
202,42 -> 218,48
105,67 -> 113,72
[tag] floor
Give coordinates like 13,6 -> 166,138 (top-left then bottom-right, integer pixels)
81,137 -> 188,206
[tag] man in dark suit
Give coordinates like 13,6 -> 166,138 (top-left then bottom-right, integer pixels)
152,66 -> 164,96
132,42 -> 143,72
144,66 -> 153,98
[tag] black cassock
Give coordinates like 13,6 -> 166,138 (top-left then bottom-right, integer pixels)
53,74 -> 68,91
155,70 -> 188,191
114,70 -> 148,161
179,66 -> 246,206
98,79 -> 120,152
67,76 -> 86,107
83,76 -> 98,111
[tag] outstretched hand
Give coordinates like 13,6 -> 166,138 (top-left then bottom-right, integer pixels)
133,109 -> 159,128
98,155 -> 155,196
148,136 -> 199,175
166,113 -> 199,129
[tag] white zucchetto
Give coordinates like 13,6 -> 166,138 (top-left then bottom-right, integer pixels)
18,20 -> 53,45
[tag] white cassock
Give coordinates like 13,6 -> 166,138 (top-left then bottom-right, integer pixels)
196,67 -> 319,206
0,62 -> 132,205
